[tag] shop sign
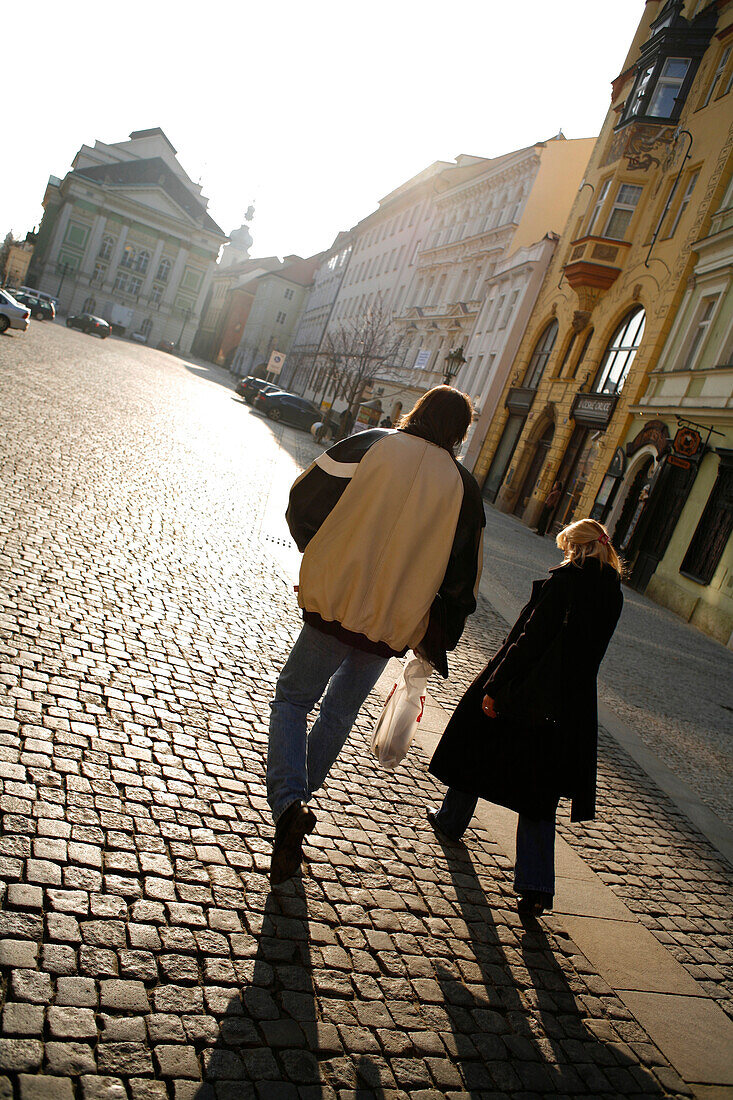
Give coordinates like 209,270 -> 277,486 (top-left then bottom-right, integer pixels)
414,349 -> 431,369
626,419 -> 670,458
673,426 -> 702,459
669,454 -> 691,470
608,446 -> 626,478
571,392 -> 618,428
505,386 -> 536,415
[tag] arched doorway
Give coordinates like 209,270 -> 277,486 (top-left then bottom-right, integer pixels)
513,422 -> 554,517
613,456 -> 654,553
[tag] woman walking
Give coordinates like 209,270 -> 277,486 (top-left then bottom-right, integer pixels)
535,479 -> 563,536
428,519 -> 623,916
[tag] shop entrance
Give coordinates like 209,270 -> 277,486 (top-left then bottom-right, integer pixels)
513,423 -> 554,517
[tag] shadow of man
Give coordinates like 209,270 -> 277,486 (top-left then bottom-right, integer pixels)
193,880 -> 388,1099
431,830 -> 667,1097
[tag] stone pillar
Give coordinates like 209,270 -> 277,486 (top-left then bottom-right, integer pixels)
82,214 -> 107,278
141,239 -> 165,300
102,225 -> 129,291
162,245 -> 189,307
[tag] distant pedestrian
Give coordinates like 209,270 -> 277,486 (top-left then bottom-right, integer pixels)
267,386 -> 486,884
536,480 -> 563,537
428,519 -> 623,916
379,415 -> 393,428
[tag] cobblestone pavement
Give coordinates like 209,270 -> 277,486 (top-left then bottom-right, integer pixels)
0,322 -> 721,1097
477,510 -> 733,828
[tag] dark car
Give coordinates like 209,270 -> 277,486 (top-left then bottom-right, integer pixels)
253,390 -> 321,430
13,292 -> 55,321
157,339 -> 176,353
237,376 -> 281,404
66,313 -> 110,339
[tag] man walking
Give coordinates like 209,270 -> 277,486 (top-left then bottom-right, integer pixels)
267,386 -> 486,884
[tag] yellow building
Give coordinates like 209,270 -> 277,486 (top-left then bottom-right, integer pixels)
472,0 -> 733,642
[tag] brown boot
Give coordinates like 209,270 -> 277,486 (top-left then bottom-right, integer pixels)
269,801 -> 316,885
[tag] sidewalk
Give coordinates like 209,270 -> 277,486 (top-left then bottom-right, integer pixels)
375,504 -> 733,1098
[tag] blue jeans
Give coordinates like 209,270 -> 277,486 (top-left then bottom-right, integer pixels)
433,787 -> 557,896
267,624 -> 389,823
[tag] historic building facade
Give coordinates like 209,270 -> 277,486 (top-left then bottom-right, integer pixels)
230,255 -> 321,379
30,128 -> 226,352
395,136 -> 594,400
281,232 -> 352,393
471,0 -> 731,644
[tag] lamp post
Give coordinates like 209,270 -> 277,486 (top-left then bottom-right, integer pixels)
176,306 -> 193,350
55,260 -> 71,298
443,344 -> 467,386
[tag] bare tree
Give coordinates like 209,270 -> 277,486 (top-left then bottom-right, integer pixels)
316,294 -> 405,413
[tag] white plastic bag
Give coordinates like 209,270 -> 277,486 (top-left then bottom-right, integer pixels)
371,652 -> 433,770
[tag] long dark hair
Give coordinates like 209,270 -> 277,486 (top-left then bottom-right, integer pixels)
397,386 -> 473,454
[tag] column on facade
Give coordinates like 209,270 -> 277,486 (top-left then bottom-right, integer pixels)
141,239 -> 166,301
81,214 -> 107,281
162,246 -> 189,307
102,225 -> 129,291
44,204 -> 74,278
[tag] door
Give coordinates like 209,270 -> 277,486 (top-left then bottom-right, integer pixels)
513,424 -> 554,518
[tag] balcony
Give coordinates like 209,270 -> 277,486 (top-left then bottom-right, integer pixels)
505,386 -> 537,415
563,236 -> 632,313
571,391 -> 619,428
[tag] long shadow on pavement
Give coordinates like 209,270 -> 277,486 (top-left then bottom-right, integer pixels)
194,879 -> 386,1099
433,832 -> 667,1097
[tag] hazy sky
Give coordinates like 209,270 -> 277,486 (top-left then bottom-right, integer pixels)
3,1 -> 643,260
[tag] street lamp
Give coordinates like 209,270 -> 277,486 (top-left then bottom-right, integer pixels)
176,306 -> 193,350
443,344 -> 467,386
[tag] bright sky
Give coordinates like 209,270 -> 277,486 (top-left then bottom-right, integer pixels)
3,1 -> 643,260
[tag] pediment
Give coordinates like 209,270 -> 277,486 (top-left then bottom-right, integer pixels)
100,183 -> 200,225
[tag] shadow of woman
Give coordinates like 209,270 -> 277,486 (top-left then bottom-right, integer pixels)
193,880 -> 388,1099
431,831 -> 667,1097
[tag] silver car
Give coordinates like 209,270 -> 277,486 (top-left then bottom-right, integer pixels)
0,289 -> 31,334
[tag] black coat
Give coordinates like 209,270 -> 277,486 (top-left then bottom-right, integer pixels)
429,558 -> 623,822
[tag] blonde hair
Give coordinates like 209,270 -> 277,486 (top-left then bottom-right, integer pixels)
556,518 -> 624,576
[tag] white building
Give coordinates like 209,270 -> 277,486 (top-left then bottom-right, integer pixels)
30,128 -> 226,351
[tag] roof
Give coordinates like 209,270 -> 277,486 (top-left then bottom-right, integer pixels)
128,128 -> 177,155
72,156 -> 226,238
269,255 -> 322,287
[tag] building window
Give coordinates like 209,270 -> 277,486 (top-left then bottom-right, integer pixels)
604,184 -> 643,240
135,250 -> 150,274
91,262 -> 106,285
284,288 -> 294,300
648,56 -> 691,116
128,275 -> 143,298
666,169 -> 699,237
586,180 -> 612,235
523,320 -> 559,389
680,458 -> 733,585
499,289 -> 519,330
593,308 -> 645,395
120,245 -> 136,269
150,285 -> 163,306
98,234 -> 115,261
276,311 -> 286,324
157,258 -> 171,283
140,318 -> 153,338
571,327 -> 594,378
113,271 -> 129,293
679,294 -> 719,371
82,296 -> 96,314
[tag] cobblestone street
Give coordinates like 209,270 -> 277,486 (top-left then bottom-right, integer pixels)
0,323 -> 731,1099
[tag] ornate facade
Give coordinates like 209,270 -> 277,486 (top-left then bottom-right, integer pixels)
30,128 -> 226,351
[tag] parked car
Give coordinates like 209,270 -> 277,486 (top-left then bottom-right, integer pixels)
157,339 -> 176,353
0,289 -> 31,334
13,291 -> 55,320
236,376 -> 278,403
253,389 -> 321,430
16,286 -> 58,310
66,313 -> 110,339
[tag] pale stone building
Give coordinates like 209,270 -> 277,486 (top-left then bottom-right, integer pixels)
30,128 -> 226,351
231,255 -> 321,379
394,136 -> 594,403
280,232 -> 352,393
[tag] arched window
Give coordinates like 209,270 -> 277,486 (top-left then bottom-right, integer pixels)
140,318 -> 152,338
593,308 -> 646,395
98,235 -> 114,261
157,257 -> 171,283
136,250 -> 150,274
120,245 -> 136,269
523,320 -> 559,389
82,296 -> 96,314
